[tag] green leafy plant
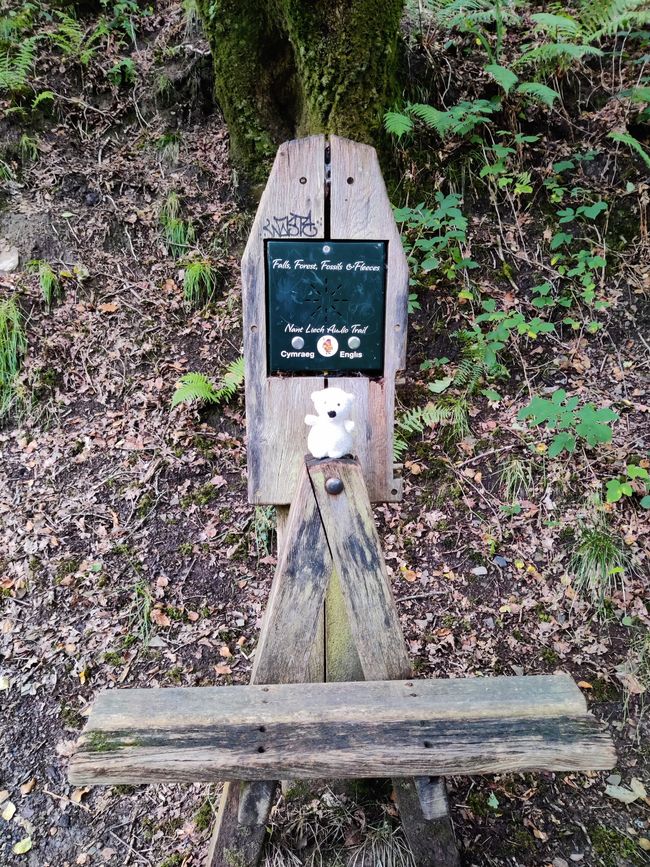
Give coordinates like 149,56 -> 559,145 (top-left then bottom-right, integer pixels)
107,57 -> 136,87
468,299 -> 556,367
102,0 -> 143,45
28,261 -> 61,309
182,259 -> 218,308
608,131 -> 650,169
18,134 -> 38,164
171,357 -> 244,409
395,193 -> 476,282
0,36 -> 37,94
570,516 -> 629,615
518,390 -> 618,457
394,395 -> 470,459
606,465 -> 650,508
50,12 -> 109,65
0,296 -> 27,419
385,98 -> 500,140
155,132 -> 181,166
160,193 -> 195,258
435,0 -> 521,65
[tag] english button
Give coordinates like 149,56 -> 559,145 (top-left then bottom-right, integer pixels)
347,336 -> 361,349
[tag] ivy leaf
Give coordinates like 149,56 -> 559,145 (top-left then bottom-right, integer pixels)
640,495 -> 650,509
485,64 -> 519,95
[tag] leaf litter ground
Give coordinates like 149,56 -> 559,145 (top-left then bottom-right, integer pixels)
0,1 -> 649,866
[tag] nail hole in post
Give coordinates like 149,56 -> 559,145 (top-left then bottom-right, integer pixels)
259,726 -> 266,733
257,746 -> 266,753
251,324 -> 257,333
299,177 -> 307,184
423,741 -> 432,748
347,177 -> 354,184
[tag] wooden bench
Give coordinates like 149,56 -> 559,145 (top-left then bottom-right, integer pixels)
70,675 -> 614,786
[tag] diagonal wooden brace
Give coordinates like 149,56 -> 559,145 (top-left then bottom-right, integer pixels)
206,457 -> 459,867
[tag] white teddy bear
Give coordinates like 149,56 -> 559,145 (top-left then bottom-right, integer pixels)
305,387 -> 355,459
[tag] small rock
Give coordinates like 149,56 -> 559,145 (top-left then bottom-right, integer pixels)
552,859 -> 569,867
470,566 -> 488,576
57,814 -> 70,828
511,664 -> 525,676
85,190 -> 101,206
570,855 -> 584,862
0,240 -> 19,272
484,617 -> 495,630
607,773 -> 622,786
493,555 -> 508,567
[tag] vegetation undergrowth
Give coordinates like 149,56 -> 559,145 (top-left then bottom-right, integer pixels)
0,297 -> 27,420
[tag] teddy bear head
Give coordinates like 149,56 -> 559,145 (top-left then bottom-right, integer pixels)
311,387 -> 354,420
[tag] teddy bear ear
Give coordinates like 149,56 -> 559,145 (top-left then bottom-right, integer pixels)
310,391 -> 322,402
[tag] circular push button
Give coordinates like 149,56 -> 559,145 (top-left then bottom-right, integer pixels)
291,336 -> 305,350
347,336 -> 361,349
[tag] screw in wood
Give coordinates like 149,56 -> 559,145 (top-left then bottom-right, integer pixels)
325,477 -> 344,495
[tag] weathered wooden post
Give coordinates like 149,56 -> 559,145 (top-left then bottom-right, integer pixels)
208,135 -> 459,866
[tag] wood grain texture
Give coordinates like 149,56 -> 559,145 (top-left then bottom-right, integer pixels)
242,135 -> 325,505
205,781 -> 277,867
308,457 -> 411,681
394,778 -> 460,867
329,135 -> 408,503
69,676 -> 615,785
252,464 -> 331,684
206,465 -> 327,867
243,136 -> 408,505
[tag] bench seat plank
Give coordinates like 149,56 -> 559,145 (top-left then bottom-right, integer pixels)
70,675 -> 615,785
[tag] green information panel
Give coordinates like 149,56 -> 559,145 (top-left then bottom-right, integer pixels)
266,239 -> 387,374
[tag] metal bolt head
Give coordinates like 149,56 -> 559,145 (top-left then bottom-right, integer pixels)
291,336 -> 305,350
325,477 -> 344,495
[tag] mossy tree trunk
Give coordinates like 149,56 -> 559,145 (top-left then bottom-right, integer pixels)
196,0 -> 405,179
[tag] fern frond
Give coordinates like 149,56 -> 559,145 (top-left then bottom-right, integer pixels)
530,12 -> 582,37
516,42 -> 602,69
453,356 -> 484,392
171,372 -> 220,407
436,0 -> 520,28
384,111 -> 413,138
171,357 -> 244,409
517,82 -> 561,108
219,356 -> 245,400
608,130 -> 650,168
0,36 -> 37,93
578,0 -> 649,40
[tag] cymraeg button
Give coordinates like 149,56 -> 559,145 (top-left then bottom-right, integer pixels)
291,336 -> 305,350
